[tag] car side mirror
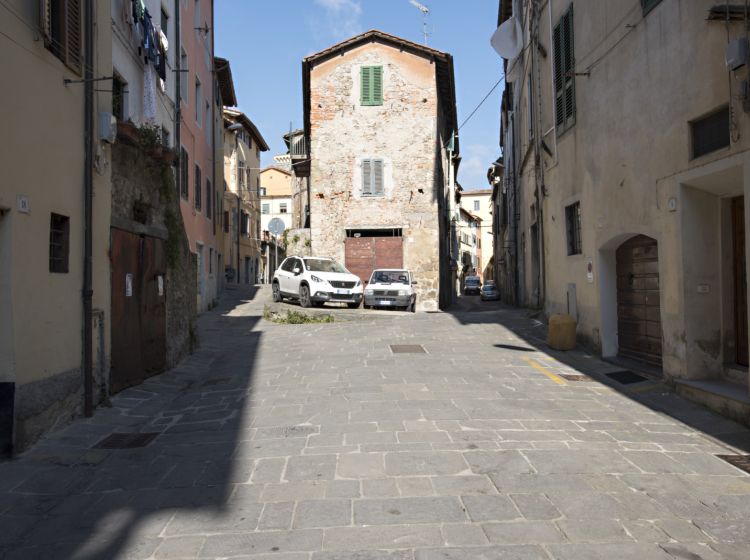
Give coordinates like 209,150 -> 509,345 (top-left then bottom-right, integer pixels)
411,280 -> 418,285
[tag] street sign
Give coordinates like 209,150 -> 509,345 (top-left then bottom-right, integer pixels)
268,218 -> 285,235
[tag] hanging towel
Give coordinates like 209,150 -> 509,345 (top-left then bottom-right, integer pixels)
143,64 -> 157,123
159,28 -> 169,52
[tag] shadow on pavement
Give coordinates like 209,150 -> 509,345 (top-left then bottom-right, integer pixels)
0,286 -> 263,560
445,297 -> 750,455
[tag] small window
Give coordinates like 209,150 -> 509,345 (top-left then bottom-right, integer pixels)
112,74 -> 127,121
691,106 -> 730,159
473,200 -> 480,211
195,77 -> 202,127
193,0 -> 200,29
565,201 -> 582,256
195,165 -> 202,211
161,8 -> 169,36
260,187 -> 267,196
262,203 -> 270,214
241,212 -> 249,235
223,211 -> 229,233
238,160 -> 246,189
180,147 -> 189,199
209,248 -> 213,274
360,66 -> 383,106
641,0 -> 663,16
40,0 -> 82,74
362,158 -> 384,196
49,213 -> 70,273
206,178 -> 212,218
180,49 -> 189,103
279,203 -> 288,214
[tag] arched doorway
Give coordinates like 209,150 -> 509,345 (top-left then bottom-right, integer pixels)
616,235 -> 662,367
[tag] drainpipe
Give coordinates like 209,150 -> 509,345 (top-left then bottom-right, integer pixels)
174,0 -> 181,205
83,0 -> 94,417
531,0 -> 546,309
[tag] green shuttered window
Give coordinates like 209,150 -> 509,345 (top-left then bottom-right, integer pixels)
362,159 -> 384,196
553,4 -> 576,134
360,66 -> 383,106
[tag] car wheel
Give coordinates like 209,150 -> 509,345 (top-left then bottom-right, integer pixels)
272,282 -> 281,302
410,299 -> 416,313
300,285 -> 312,308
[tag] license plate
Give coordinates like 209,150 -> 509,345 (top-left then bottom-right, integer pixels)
336,289 -> 350,295
378,300 -> 391,305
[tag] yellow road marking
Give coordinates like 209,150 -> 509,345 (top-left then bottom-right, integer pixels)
523,357 -> 567,385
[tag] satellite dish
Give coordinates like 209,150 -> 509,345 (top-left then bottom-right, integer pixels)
490,16 -> 523,59
268,218 -> 285,236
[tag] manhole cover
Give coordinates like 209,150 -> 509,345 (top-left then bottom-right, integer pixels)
560,374 -> 594,382
605,370 -> 647,385
93,432 -> 160,449
390,344 -> 426,354
716,454 -> 750,474
202,377 -> 230,387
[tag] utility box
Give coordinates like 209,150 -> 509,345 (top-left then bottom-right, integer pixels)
548,314 -> 577,351
726,37 -> 748,71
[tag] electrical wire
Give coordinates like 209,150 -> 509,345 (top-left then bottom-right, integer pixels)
458,75 -> 504,130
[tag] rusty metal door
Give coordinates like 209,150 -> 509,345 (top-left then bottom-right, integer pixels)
616,235 -> 662,367
110,229 -> 167,394
345,237 -> 403,283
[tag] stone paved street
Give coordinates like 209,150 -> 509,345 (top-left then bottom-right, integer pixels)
2,286 -> 750,559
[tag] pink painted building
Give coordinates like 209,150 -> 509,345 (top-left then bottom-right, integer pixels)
179,0 -> 218,312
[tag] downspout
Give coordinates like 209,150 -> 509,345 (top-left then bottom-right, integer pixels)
211,1 -> 216,240
82,0 -> 94,417
175,0 -> 181,209
531,0 -> 546,309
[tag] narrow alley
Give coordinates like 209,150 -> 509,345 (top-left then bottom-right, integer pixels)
1,287 -> 749,560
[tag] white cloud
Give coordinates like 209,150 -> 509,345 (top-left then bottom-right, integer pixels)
459,144 -> 498,189
312,0 -> 363,43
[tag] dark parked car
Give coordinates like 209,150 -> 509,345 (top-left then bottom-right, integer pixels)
480,281 -> 500,301
463,276 -> 481,295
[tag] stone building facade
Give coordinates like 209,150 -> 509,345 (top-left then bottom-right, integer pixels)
494,0 -> 750,422
302,30 -> 459,311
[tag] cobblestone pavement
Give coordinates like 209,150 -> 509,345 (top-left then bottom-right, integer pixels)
2,287 -> 750,559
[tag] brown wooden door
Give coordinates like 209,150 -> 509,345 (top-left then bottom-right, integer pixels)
345,237 -> 403,283
110,229 -> 167,394
732,197 -> 748,366
616,235 -> 662,367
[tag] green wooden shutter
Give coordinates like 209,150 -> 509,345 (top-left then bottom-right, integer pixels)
362,159 -> 372,195
64,0 -> 82,74
360,67 -> 371,105
361,66 -> 383,106
372,66 -> 383,105
373,160 -> 384,195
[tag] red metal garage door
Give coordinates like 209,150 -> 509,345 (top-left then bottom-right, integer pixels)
345,237 -> 403,283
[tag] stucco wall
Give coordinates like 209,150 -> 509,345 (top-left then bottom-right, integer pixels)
308,42 -> 442,310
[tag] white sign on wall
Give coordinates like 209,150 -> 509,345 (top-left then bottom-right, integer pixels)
125,273 -> 133,297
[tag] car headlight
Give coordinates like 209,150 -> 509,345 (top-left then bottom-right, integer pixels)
398,290 -> 409,296
365,288 -> 374,295
310,275 -> 325,283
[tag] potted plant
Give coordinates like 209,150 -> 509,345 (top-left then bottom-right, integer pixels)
137,123 -> 164,159
116,119 -> 139,145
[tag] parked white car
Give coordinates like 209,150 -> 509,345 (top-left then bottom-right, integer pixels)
363,269 -> 417,312
272,256 -> 363,308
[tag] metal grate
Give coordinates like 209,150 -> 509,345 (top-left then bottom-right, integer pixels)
716,454 -> 750,475
560,373 -> 595,382
390,344 -> 426,354
605,370 -> 647,385
93,432 -> 160,449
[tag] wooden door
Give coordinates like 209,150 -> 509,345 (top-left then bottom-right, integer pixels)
616,235 -> 662,367
345,237 -> 403,283
732,197 -> 748,366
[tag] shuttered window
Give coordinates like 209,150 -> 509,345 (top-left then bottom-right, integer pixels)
40,0 -> 82,74
565,201 -> 582,255
362,159 -> 384,196
553,4 -> 575,134
360,66 -> 383,106
180,147 -> 189,199
195,165 -> 202,211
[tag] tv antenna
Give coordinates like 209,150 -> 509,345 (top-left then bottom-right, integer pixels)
409,0 -> 430,45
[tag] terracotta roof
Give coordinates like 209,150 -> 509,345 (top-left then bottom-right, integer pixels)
223,108 -> 270,151
302,29 -> 458,155
260,165 -> 292,176
460,207 -> 482,222
462,189 -> 493,196
214,57 -> 237,107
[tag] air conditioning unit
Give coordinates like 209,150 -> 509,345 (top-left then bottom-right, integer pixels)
98,111 -> 117,144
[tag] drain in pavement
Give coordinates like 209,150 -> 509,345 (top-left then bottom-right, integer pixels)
560,373 -> 595,382
716,454 -> 750,475
390,344 -> 426,354
494,344 -> 535,352
93,432 -> 160,449
605,370 -> 647,385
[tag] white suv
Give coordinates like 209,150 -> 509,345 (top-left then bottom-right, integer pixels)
272,256 -> 363,308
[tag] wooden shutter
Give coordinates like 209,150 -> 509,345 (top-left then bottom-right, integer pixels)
361,67 -> 371,105
39,0 -> 52,44
373,160 -> 384,196
372,66 -> 383,105
563,5 -> 575,129
553,23 -> 563,127
553,5 -> 575,133
64,0 -> 82,74
362,159 -> 372,195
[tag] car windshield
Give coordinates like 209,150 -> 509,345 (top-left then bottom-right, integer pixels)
304,258 -> 348,273
482,285 -> 495,292
369,270 -> 409,284
466,278 -> 480,286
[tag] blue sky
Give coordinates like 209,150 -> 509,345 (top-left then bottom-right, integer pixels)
215,0 -> 504,190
